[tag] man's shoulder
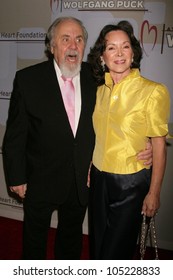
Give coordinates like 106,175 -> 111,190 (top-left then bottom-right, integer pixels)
81,62 -> 97,90
17,60 -> 52,75
81,61 -> 92,72
81,61 -> 94,79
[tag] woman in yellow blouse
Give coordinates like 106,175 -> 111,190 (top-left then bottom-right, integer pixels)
87,21 -> 170,260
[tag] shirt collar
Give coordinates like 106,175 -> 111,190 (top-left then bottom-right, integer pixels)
105,68 -> 140,87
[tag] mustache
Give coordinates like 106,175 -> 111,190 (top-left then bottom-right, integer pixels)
65,50 -> 79,58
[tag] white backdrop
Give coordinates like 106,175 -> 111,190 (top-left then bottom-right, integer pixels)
0,0 -> 173,248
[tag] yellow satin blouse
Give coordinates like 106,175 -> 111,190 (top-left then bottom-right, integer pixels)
92,69 -> 170,174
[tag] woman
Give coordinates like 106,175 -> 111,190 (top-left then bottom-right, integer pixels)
87,21 -> 170,260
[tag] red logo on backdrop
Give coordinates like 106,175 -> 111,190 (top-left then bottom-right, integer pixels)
140,20 -> 157,56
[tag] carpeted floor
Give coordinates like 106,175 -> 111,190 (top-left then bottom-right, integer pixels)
0,216 -> 172,260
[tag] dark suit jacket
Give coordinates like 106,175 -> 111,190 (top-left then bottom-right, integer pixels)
3,60 -> 96,205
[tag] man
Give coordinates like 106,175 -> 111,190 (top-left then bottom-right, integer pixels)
2,17 -> 152,260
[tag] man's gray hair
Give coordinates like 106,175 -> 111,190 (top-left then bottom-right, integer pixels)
45,17 -> 88,59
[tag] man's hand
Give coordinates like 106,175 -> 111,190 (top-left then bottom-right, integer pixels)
137,141 -> 152,166
10,184 -> 27,199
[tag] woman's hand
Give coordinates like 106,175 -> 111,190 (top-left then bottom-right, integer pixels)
141,192 -> 160,217
137,140 -> 152,166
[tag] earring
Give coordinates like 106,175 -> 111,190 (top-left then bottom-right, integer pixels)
101,59 -> 105,71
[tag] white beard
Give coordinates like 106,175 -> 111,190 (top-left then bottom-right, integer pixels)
60,63 -> 81,78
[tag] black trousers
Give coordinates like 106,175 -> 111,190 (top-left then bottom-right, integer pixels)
22,176 -> 86,260
89,165 -> 151,260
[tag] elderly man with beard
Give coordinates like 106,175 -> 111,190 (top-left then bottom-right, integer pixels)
2,17 -> 97,260
3,17 -> 152,260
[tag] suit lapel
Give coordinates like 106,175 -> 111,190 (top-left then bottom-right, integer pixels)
76,64 -> 90,136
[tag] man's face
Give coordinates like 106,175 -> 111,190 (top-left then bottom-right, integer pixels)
51,19 -> 85,77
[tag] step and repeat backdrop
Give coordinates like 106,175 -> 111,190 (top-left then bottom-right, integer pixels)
0,0 -> 173,248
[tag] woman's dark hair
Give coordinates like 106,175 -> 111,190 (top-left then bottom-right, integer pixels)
87,20 -> 143,85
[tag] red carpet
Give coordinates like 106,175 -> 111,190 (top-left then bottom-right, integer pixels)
0,216 -> 89,260
0,216 -> 172,260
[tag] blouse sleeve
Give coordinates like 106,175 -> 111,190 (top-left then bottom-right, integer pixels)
146,83 -> 170,137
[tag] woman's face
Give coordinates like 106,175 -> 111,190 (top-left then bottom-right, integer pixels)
102,30 -> 134,80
